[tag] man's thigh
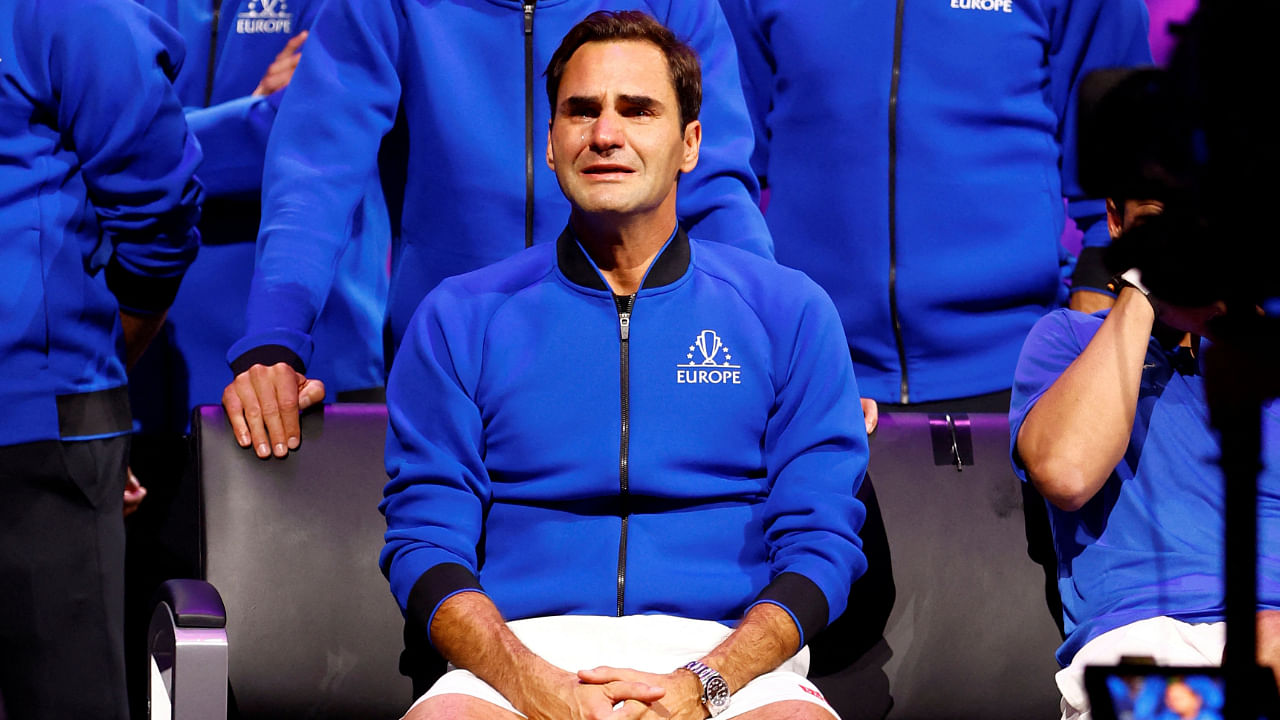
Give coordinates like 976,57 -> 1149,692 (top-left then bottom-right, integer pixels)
403,616 -> 841,719
1056,616 -> 1224,720
736,700 -> 837,720
404,693 -> 521,720
0,437 -> 130,720
720,668 -> 839,719
405,696 -> 835,720
408,667 -> 840,720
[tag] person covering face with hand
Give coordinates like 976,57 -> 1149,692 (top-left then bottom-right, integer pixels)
1010,198 -> 1280,720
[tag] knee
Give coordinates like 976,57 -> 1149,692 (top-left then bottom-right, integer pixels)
800,703 -> 839,720
402,693 -> 512,720
746,700 -> 838,720
401,694 -> 455,720
774,700 -> 839,720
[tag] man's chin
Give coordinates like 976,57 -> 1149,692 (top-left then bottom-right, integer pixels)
570,196 -> 641,218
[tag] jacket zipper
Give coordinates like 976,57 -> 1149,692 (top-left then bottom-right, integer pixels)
523,1 -> 537,249
205,0 -> 223,107
887,0 -> 910,404
614,293 -> 635,616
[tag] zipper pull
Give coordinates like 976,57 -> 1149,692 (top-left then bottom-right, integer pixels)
615,293 -> 634,341
523,1 -> 534,35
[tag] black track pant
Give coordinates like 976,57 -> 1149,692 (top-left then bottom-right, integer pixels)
0,436 -> 130,720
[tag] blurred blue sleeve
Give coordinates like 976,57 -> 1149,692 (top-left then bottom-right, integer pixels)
663,0 -> 773,259
185,92 -> 282,197
53,0 -> 204,314
1049,0 -> 1151,254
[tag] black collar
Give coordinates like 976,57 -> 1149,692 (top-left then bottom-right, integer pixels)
556,225 -> 691,292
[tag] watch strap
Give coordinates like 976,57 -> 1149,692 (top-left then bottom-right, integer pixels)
682,660 -> 731,717
1109,267 -> 1161,315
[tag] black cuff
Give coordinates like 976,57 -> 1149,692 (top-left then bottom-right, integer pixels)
1071,246 -> 1114,294
406,563 -> 484,646
754,572 -> 830,644
106,258 -> 184,314
230,345 -> 307,376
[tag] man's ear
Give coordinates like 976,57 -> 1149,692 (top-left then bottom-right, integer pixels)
1106,198 -> 1124,240
545,123 -> 555,171
680,120 -> 702,174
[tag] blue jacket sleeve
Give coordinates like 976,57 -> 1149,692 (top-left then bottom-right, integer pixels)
750,281 -> 868,645
715,0 -> 772,180
661,0 -> 773,259
1049,0 -> 1150,261
185,92 -> 282,197
379,280 -> 493,636
52,0 -> 203,315
229,0 -> 403,370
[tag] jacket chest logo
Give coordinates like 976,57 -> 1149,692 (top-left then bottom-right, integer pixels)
236,0 -> 293,34
676,330 -> 741,385
949,0 -> 1014,12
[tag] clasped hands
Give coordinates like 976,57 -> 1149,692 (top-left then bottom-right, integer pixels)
540,666 -> 708,720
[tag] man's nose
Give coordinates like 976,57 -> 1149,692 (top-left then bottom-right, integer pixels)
589,110 -> 624,152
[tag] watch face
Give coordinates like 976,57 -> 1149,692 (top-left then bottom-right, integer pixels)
704,674 -> 731,716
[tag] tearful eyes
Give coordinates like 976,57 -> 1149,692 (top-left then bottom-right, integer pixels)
564,108 -> 656,120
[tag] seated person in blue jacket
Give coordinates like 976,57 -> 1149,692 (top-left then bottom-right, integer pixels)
380,12 -> 867,720
1009,196 -> 1280,720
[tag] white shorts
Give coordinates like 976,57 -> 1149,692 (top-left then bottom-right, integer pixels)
407,614 -> 839,719
1056,616 -> 1225,720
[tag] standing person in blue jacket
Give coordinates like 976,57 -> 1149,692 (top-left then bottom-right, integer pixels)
0,0 -> 202,716
1010,196 -> 1280,720
120,5 -> 387,715
383,12 -> 866,719
130,0 -> 389,442
222,0 -> 771,459
718,0 -> 1151,413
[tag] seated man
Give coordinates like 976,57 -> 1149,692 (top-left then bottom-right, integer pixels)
379,11 -> 868,720
1010,196 -> 1280,720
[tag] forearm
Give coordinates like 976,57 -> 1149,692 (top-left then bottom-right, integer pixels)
429,591 -> 574,718
120,309 -> 167,372
185,96 -> 276,196
1257,610 -> 1280,689
1018,288 -> 1154,510
697,602 -> 801,694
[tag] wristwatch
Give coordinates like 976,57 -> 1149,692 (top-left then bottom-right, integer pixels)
1109,267 -> 1151,296
1109,267 -> 1160,314
682,660 -> 730,717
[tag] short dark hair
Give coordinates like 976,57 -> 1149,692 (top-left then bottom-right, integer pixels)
545,11 -> 702,129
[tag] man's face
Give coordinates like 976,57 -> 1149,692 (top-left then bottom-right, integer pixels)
1106,198 -> 1165,238
546,40 -> 700,224
1108,197 -> 1228,337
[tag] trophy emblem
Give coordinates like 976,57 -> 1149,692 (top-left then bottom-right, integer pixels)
677,329 -> 740,384
695,330 -> 722,366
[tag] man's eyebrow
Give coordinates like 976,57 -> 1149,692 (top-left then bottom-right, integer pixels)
560,95 -> 601,113
618,94 -> 663,111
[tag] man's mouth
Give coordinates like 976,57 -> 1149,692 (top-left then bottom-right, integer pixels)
582,164 -> 634,175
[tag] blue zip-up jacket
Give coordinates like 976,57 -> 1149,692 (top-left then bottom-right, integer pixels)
719,0 -> 1151,404
230,0 -> 771,373
0,0 -> 202,447
129,0 -> 388,433
381,229 -> 867,646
